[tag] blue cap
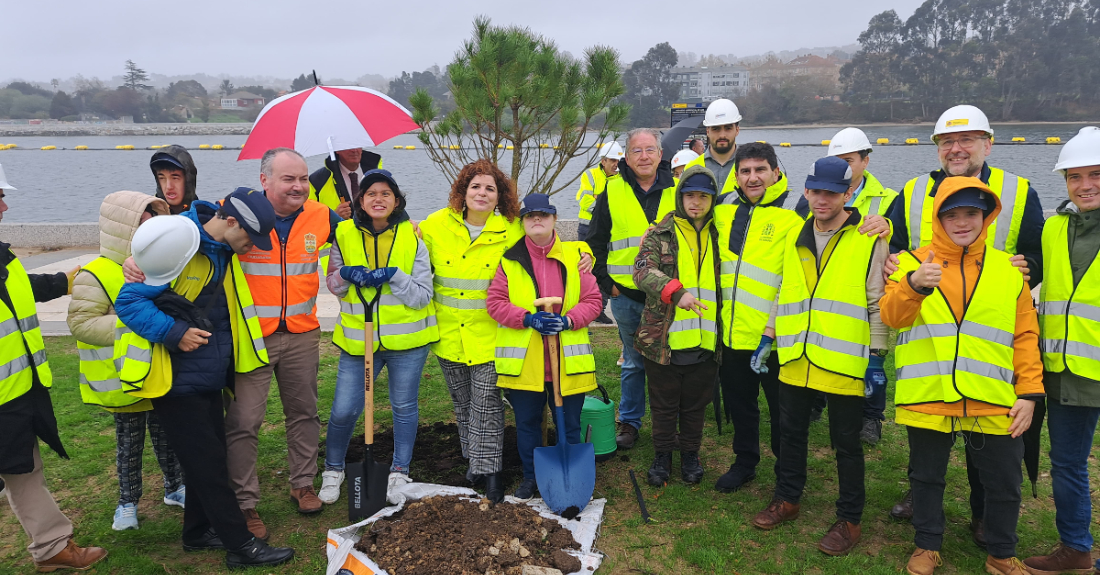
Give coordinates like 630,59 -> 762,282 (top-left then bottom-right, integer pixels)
680,173 -> 717,195
938,187 -> 993,215
805,156 -> 852,193
149,151 -> 185,172
221,187 -> 276,251
519,193 -> 557,217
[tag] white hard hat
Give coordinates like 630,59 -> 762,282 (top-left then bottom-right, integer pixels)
600,142 -> 624,160
828,128 -> 872,156
703,98 -> 742,127
0,164 -> 16,191
1054,126 -> 1100,173
671,150 -> 699,169
131,215 -> 201,286
932,105 -> 993,140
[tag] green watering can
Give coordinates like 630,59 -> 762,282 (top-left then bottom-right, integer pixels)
580,384 -> 617,462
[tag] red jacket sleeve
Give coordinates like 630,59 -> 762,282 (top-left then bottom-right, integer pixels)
486,265 -> 528,330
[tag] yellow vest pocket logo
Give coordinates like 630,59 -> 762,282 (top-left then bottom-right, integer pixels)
304,233 -> 317,254
760,223 -> 775,242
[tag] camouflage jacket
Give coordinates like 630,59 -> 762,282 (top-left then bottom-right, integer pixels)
631,211 -> 723,365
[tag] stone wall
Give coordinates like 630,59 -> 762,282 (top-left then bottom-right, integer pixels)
0,123 -> 254,137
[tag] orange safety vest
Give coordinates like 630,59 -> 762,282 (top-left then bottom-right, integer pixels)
236,200 -> 331,335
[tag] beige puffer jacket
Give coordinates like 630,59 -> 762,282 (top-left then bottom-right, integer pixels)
66,191 -> 169,346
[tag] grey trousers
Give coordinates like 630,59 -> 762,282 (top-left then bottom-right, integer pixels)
438,357 -> 503,475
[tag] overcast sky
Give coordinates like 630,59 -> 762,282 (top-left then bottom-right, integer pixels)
6,0 -> 928,83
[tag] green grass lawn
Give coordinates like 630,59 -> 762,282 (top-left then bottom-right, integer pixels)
0,333 -> 1087,574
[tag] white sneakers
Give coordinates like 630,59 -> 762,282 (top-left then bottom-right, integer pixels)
112,503 -> 138,530
318,470 -> 344,504
386,472 -> 412,505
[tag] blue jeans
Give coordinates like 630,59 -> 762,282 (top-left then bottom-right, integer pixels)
1047,399 -> 1100,562
610,295 -> 646,429
325,347 -> 430,473
507,385 -> 584,481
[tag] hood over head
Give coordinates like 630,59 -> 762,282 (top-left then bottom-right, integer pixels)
929,175 -> 1002,258
150,145 -> 198,214
353,169 -> 409,234
674,164 -> 718,223
98,191 -> 171,264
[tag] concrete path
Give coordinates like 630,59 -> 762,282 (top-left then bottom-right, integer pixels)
27,250 -> 617,336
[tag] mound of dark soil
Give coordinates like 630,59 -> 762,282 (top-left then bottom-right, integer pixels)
354,495 -> 582,575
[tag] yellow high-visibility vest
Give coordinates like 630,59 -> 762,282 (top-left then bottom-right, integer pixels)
76,257 -> 146,409
902,167 -> 1028,253
576,167 -> 616,223
666,222 -> 719,352
890,249 -> 1021,408
1040,213 -> 1100,380
775,217 -> 876,392
605,178 -> 676,290
0,254 -> 52,406
332,220 -> 438,354
494,239 -> 596,395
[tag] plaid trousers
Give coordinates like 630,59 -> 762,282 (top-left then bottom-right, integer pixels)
438,358 -> 503,475
114,411 -> 184,506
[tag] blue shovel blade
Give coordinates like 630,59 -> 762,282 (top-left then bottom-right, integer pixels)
534,407 -> 596,516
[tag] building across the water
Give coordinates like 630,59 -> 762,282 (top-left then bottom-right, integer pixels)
674,65 -> 751,101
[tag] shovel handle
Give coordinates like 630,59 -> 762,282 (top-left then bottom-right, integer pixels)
534,298 -> 564,408
356,286 -> 377,446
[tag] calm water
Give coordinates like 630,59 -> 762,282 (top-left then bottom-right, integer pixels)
0,123 -> 1090,223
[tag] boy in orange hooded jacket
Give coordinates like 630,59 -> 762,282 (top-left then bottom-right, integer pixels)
881,176 -> 1043,575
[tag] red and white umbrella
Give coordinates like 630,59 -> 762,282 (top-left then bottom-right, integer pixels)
237,86 -> 417,161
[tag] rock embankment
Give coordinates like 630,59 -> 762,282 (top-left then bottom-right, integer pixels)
0,123 -> 254,137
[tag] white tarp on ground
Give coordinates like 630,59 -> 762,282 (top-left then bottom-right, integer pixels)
325,482 -> 605,575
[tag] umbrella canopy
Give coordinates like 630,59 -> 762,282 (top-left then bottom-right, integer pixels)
661,116 -> 704,162
238,86 -> 417,161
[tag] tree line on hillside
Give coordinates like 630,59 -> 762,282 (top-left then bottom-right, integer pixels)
842,0 -> 1100,122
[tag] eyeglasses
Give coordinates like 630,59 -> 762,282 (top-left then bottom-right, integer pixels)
629,147 -> 660,157
935,135 -> 988,150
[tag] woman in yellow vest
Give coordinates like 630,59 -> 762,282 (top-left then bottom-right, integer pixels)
418,159 -> 524,503
322,170 -> 437,505
880,178 -> 1043,575
632,166 -> 722,487
486,193 -> 602,501
66,191 -> 184,531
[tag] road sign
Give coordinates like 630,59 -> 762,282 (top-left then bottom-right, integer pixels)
671,102 -> 706,125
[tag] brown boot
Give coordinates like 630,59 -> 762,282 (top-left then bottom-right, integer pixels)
615,422 -> 639,450
241,508 -> 268,541
906,548 -> 943,575
751,496 -> 800,530
1023,543 -> 1094,575
34,538 -> 107,572
985,556 -> 1030,575
290,486 -> 323,515
817,520 -> 861,556
890,489 -> 914,520
971,518 -> 988,550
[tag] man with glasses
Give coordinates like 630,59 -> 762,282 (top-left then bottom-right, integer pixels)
587,128 -> 678,450
884,105 -> 1046,549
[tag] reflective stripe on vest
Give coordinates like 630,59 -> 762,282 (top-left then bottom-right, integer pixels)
494,242 -> 596,393
75,257 -> 143,408
890,249 -> 1021,408
333,220 -> 439,354
775,222 -> 875,381
0,255 -> 52,406
576,168 -> 609,223
904,168 -> 1028,253
605,178 -> 676,288
666,224 -> 719,352
714,193 -> 802,350
236,199 -> 330,336
1039,214 -> 1100,379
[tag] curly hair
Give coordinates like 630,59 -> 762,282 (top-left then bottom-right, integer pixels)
448,159 -> 520,221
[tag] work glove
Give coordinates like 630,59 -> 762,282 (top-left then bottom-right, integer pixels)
523,311 -> 565,335
749,335 -> 774,374
864,354 -> 887,398
340,266 -> 397,288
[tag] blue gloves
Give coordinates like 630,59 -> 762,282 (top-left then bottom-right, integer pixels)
523,311 -> 565,335
864,354 -> 887,398
750,335 -> 774,374
340,266 -> 398,288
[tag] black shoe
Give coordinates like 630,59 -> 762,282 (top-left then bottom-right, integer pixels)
183,528 -> 225,552
860,418 -> 882,445
465,468 -> 485,487
889,489 -> 913,521
647,452 -> 672,487
681,451 -> 704,484
715,465 -> 756,493
484,473 -> 504,504
513,478 -> 537,502
970,518 -> 987,550
809,406 -> 824,423
594,312 -> 613,325
225,538 -> 294,570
